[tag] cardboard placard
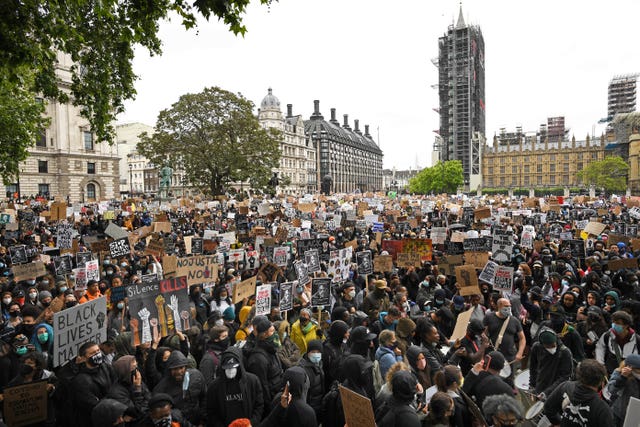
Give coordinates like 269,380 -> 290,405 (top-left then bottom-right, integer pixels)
153,222 -> 172,233
374,255 -> 394,272
53,296 -> 107,367
402,238 -> 433,261
162,255 -> 178,278
437,254 -> 464,276
105,222 -> 129,240
3,381 -> 48,427
233,276 -> 257,303
50,201 -> 68,221
175,255 -> 219,286
339,385 -> 376,427
464,251 -> 490,270
449,308 -> 474,343
396,252 -> 421,268
607,258 -> 638,271
584,221 -> 606,236
11,261 -> 47,282
255,284 -> 272,316
474,207 -> 491,220
455,264 -> 481,296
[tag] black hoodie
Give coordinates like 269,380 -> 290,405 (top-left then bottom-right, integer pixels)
377,371 -> 421,427
543,380 -> 613,426
205,346 -> 264,427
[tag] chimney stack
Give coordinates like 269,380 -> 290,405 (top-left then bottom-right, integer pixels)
310,100 -> 323,120
330,108 -> 338,124
343,114 -> 351,130
354,119 -> 361,134
365,125 -> 371,137
287,104 -> 293,118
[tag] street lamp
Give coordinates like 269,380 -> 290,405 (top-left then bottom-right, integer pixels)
432,140 -> 445,194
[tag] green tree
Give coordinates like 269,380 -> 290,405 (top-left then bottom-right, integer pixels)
137,86 -> 280,196
577,156 -> 629,193
409,160 -> 464,194
0,0 -> 274,184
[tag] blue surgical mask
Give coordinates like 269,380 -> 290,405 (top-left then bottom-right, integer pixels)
309,353 -> 322,365
612,323 -> 624,334
561,279 -> 569,287
59,286 -> 67,293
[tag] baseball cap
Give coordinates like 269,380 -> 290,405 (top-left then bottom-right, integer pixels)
221,357 -> 241,369
350,326 -> 376,343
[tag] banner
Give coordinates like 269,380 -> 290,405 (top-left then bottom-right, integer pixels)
255,284 -> 272,316
53,296 -> 107,367
3,381 -> 48,427
175,255 -> 219,287
11,261 -> 46,282
296,238 -> 331,262
126,277 -> 190,346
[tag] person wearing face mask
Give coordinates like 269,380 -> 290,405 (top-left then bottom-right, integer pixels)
576,305 -> 608,358
273,320 -> 302,370
528,328 -> 573,399
6,352 -> 58,426
91,398 -> 130,427
607,353 -> 640,426
138,393 -> 192,427
596,310 -> 640,375
543,359 -> 613,427
1,289 -> 13,320
261,366 -> 318,427
209,285 -> 232,315
375,330 -> 404,381
321,320 -> 350,390
80,280 -> 103,304
363,279 -> 391,323
483,298 -> 525,371
206,346 -> 263,427
482,394 -> 524,427
537,304 -> 586,363
298,339 -> 325,419
245,315 -> 284,414
334,282 -> 358,313
37,290 -> 53,310
105,355 -> 151,425
70,341 -> 118,426
25,285 -> 39,307
199,326 -> 230,384
153,350 -> 207,425
31,322 -> 54,368
189,285 -> 209,327
375,370 -> 421,427
291,308 -> 322,355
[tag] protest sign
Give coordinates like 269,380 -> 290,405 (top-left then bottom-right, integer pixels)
479,261 -> 498,284
449,308 -> 474,343
176,256 -> 219,287
463,237 -> 491,252
53,254 -> 73,276
191,238 -> 203,254
339,385 -> 376,427
624,396 -> 640,427
437,254 -> 464,276
85,259 -> 100,282
76,251 -> 93,268
430,227 -> 447,245
109,237 -> 131,258
153,222 -> 171,233
279,282 -> 293,312
105,222 -> 129,240
520,231 -> 534,249
381,240 -> 404,260
233,276 -> 257,303
109,285 -> 127,304
494,266 -> 514,292
73,268 -> 87,290
608,258 -> 639,271
11,261 -> 46,282
273,246 -> 289,267
305,249 -> 321,273
56,222 -> 74,250
3,381 -> 48,427
296,238 -> 330,262
491,230 -> 513,262
53,296 -> 107,367
455,264 -> 481,296
294,261 -> 310,285
560,239 -> 586,259
474,207 -> 492,220
126,277 -> 190,346
311,277 -> 331,307
9,245 -> 28,264
465,251 -> 490,270
402,238 -> 433,261
396,252 -> 421,268
374,254 -> 394,272
356,251 -> 373,275
255,284 -> 272,316
584,221 -> 607,236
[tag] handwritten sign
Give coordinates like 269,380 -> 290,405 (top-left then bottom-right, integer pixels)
449,308 -> 474,343
255,283 -> 272,316
396,252 -> 421,268
53,296 -> 107,367
108,237 -> 131,258
374,255 -> 394,272
11,261 -> 46,282
176,256 -> 219,287
455,264 -> 481,296
233,276 -> 257,303
339,385 -> 376,427
494,266 -> 514,292
3,381 -> 48,427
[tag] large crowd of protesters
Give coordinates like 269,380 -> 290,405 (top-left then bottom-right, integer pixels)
0,191 -> 639,427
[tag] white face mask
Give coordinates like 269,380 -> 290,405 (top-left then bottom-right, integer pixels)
225,368 -> 237,379
348,290 -> 356,298
546,346 -> 557,355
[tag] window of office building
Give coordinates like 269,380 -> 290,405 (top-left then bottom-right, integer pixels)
88,162 -> 96,174
38,184 -> 49,197
84,131 -> 94,150
38,160 -> 48,173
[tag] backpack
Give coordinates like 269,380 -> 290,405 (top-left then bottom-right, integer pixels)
372,359 -> 384,395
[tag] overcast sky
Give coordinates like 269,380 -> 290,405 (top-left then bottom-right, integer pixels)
119,0 -> 640,170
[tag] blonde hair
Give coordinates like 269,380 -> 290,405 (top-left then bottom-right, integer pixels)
385,361 -> 410,391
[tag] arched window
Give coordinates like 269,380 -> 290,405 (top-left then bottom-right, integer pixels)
86,183 -> 96,200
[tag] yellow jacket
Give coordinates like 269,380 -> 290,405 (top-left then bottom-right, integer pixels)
290,319 -> 323,354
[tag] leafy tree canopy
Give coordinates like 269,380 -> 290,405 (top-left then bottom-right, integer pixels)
577,155 -> 629,193
137,86 -> 281,196
409,160 -> 464,195
0,0 -> 274,184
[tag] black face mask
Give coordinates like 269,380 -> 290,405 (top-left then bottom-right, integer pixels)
20,324 -> 35,336
20,364 -> 34,376
66,301 -> 78,308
